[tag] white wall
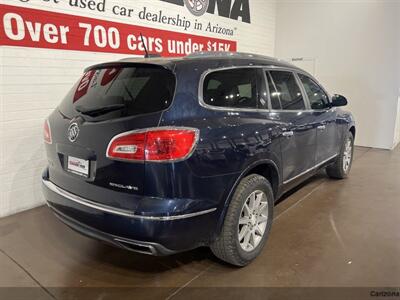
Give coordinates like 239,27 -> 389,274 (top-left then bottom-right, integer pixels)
0,0 -> 276,217
275,0 -> 400,150
395,4 -> 400,149
394,97 -> 400,148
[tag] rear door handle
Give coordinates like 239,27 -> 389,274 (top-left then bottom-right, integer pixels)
317,125 -> 326,131
282,131 -> 294,138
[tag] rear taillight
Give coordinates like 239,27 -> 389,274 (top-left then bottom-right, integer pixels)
107,128 -> 199,162
44,120 -> 52,144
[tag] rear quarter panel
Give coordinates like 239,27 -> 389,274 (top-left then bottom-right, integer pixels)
148,63 -> 283,235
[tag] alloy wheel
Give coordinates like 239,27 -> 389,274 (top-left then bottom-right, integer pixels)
343,138 -> 353,173
238,190 -> 269,252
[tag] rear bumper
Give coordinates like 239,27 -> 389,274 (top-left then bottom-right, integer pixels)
48,202 -> 176,255
42,171 -> 219,255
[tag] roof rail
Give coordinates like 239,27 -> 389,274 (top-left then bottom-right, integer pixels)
145,54 -> 162,58
185,51 -> 278,61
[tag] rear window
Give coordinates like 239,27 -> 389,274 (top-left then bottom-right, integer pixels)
203,69 -> 259,109
59,66 -> 175,120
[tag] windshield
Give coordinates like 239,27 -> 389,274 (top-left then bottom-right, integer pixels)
59,66 -> 176,120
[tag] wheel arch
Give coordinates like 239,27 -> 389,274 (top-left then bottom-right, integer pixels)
214,160 -> 281,238
349,126 -> 356,138
242,163 -> 280,199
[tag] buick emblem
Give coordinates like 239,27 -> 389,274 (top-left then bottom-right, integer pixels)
68,123 -> 80,142
184,0 -> 209,16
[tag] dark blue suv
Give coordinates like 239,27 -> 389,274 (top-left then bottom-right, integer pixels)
42,52 -> 355,266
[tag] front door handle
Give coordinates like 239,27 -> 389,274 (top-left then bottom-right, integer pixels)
317,125 -> 326,131
282,131 -> 294,138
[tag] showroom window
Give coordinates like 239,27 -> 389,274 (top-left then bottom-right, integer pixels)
269,71 -> 306,110
298,74 -> 330,110
203,69 -> 259,109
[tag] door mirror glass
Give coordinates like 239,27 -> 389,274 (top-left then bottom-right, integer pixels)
331,94 -> 348,107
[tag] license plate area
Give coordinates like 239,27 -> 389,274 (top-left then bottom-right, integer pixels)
67,156 -> 89,178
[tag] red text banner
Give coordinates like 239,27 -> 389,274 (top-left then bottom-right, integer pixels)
0,4 -> 237,57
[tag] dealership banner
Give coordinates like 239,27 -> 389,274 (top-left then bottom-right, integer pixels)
0,4 -> 237,57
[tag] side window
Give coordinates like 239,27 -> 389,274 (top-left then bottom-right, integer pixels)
266,72 -> 282,110
269,71 -> 306,110
203,69 -> 258,109
298,74 -> 329,110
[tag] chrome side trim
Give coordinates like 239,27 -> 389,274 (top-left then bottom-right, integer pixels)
283,154 -> 338,185
43,179 -> 216,221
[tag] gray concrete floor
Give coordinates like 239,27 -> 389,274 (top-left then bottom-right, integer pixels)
0,146 -> 399,300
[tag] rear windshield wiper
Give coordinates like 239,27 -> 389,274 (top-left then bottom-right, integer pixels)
75,104 -> 125,117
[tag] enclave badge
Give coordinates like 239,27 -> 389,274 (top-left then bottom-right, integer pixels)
68,123 -> 80,142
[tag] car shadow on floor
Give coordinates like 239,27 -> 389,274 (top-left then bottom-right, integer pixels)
275,171 -> 327,206
73,172 -> 329,274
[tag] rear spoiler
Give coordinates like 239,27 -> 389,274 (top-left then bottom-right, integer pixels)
84,61 -> 174,73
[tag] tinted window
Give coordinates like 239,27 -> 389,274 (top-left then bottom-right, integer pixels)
266,72 -> 281,110
269,71 -> 305,110
299,74 -> 329,110
59,66 -> 175,120
203,69 -> 258,109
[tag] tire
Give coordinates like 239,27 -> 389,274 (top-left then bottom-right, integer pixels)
326,131 -> 354,179
210,174 -> 274,267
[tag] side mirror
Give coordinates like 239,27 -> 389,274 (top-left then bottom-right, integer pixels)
331,94 -> 348,107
